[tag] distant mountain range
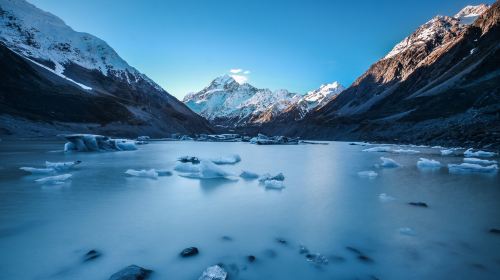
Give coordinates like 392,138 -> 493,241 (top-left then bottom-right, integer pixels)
0,0 -> 211,137
183,75 -> 344,127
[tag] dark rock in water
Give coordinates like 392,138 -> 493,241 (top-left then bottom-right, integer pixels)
489,228 -> 500,234
180,247 -> 199,257
83,249 -> 102,262
247,255 -> 256,262
408,202 -> 428,208
357,255 -> 374,263
345,246 -> 363,255
275,237 -> 287,245
263,249 -> 277,258
108,265 -> 152,280
221,236 -> 233,241
345,246 -> 373,263
299,244 -> 309,254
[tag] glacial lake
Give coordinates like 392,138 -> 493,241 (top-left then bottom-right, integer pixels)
0,140 -> 499,280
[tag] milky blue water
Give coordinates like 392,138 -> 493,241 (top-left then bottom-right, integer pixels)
0,140 -> 499,280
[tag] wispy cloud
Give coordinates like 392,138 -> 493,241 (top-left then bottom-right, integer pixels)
231,74 -> 248,84
243,70 -> 251,74
230,68 -> 243,74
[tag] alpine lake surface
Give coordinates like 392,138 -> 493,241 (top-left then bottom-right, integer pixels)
0,140 -> 499,280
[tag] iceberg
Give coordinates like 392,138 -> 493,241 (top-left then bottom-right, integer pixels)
179,160 -> 234,179
448,163 -> 498,174
362,146 -> 392,152
464,148 -> 497,158
263,179 -> 285,190
178,156 -> 200,164
463,158 -> 498,165
357,170 -> 378,178
417,158 -> 441,169
20,167 -> 56,174
61,134 -> 137,152
393,149 -> 420,154
45,160 -> 81,171
198,265 -> 227,280
125,169 -> 158,178
379,157 -> 400,168
35,174 -> 72,184
174,162 -> 201,173
250,134 -> 299,145
239,170 -> 260,179
379,193 -> 396,202
210,154 -> 241,165
259,172 -> 285,182
440,149 -> 454,156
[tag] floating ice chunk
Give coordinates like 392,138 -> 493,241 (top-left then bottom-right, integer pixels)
379,157 -> 400,168
417,158 -> 441,169
357,170 -> 378,178
61,134 -> 137,152
393,149 -> 420,154
363,146 -> 392,152
35,174 -> 72,184
114,139 -> 138,151
239,170 -> 259,179
259,172 -> 285,182
20,167 -> 55,174
210,154 -> 241,165
448,163 -> 498,174
125,169 -> 158,178
45,161 -> 81,171
463,158 -> 498,165
379,193 -> 396,202
464,148 -> 496,158
399,227 -> 416,236
174,162 -> 201,173
263,179 -> 285,189
180,160 -> 234,179
440,149 -> 454,156
198,265 -> 227,280
178,156 -> 200,164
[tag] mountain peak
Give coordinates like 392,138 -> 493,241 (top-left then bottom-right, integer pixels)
454,4 -> 489,19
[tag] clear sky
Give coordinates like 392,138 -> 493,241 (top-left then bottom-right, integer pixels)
29,0 -> 492,99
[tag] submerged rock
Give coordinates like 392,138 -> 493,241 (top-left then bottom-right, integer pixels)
345,246 -> 373,263
221,236 -> 233,241
275,237 -> 288,245
489,228 -> 500,234
108,265 -> 152,280
247,255 -> 256,262
408,202 -> 428,208
83,249 -> 102,262
198,265 -> 227,280
180,247 -> 199,257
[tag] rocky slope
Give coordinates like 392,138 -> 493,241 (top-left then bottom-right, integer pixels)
0,0 -> 211,137
286,3 -> 500,149
183,75 -> 344,128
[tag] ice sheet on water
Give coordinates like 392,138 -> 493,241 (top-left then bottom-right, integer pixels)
210,154 -> 241,165
35,174 -> 72,184
180,160 -> 234,179
448,163 -> 498,174
239,170 -> 259,179
357,170 -> 378,178
362,146 -> 392,152
464,148 -> 497,158
463,158 -> 497,165
379,157 -> 400,168
379,193 -> 396,202
417,158 -> 441,169
45,161 -> 81,171
125,169 -> 158,178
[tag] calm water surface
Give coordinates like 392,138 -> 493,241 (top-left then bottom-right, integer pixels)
0,140 -> 499,279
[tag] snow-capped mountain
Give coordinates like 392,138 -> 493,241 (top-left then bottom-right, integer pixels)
0,0 -> 211,137
183,75 -> 344,127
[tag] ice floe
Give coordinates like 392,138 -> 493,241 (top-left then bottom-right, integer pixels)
179,160 -> 234,179
35,174 -> 72,184
464,148 -> 497,158
198,265 -> 227,280
210,154 -> 241,165
378,157 -> 400,168
62,134 -> 137,152
393,149 -> 420,154
463,158 -> 498,165
440,149 -> 454,156
239,170 -> 260,179
417,158 -> 442,169
20,167 -> 56,174
125,169 -> 158,178
357,170 -> 378,178
263,179 -> 285,189
448,163 -> 498,174
45,160 -> 81,171
174,162 -> 201,173
379,193 -> 396,202
362,146 -> 392,152
178,156 -> 200,164
259,173 -> 285,182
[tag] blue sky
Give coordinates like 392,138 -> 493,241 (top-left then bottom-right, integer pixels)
29,0 -> 492,99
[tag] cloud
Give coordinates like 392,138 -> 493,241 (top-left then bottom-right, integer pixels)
230,68 -> 243,74
243,70 -> 251,74
230,74 -> 248,84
